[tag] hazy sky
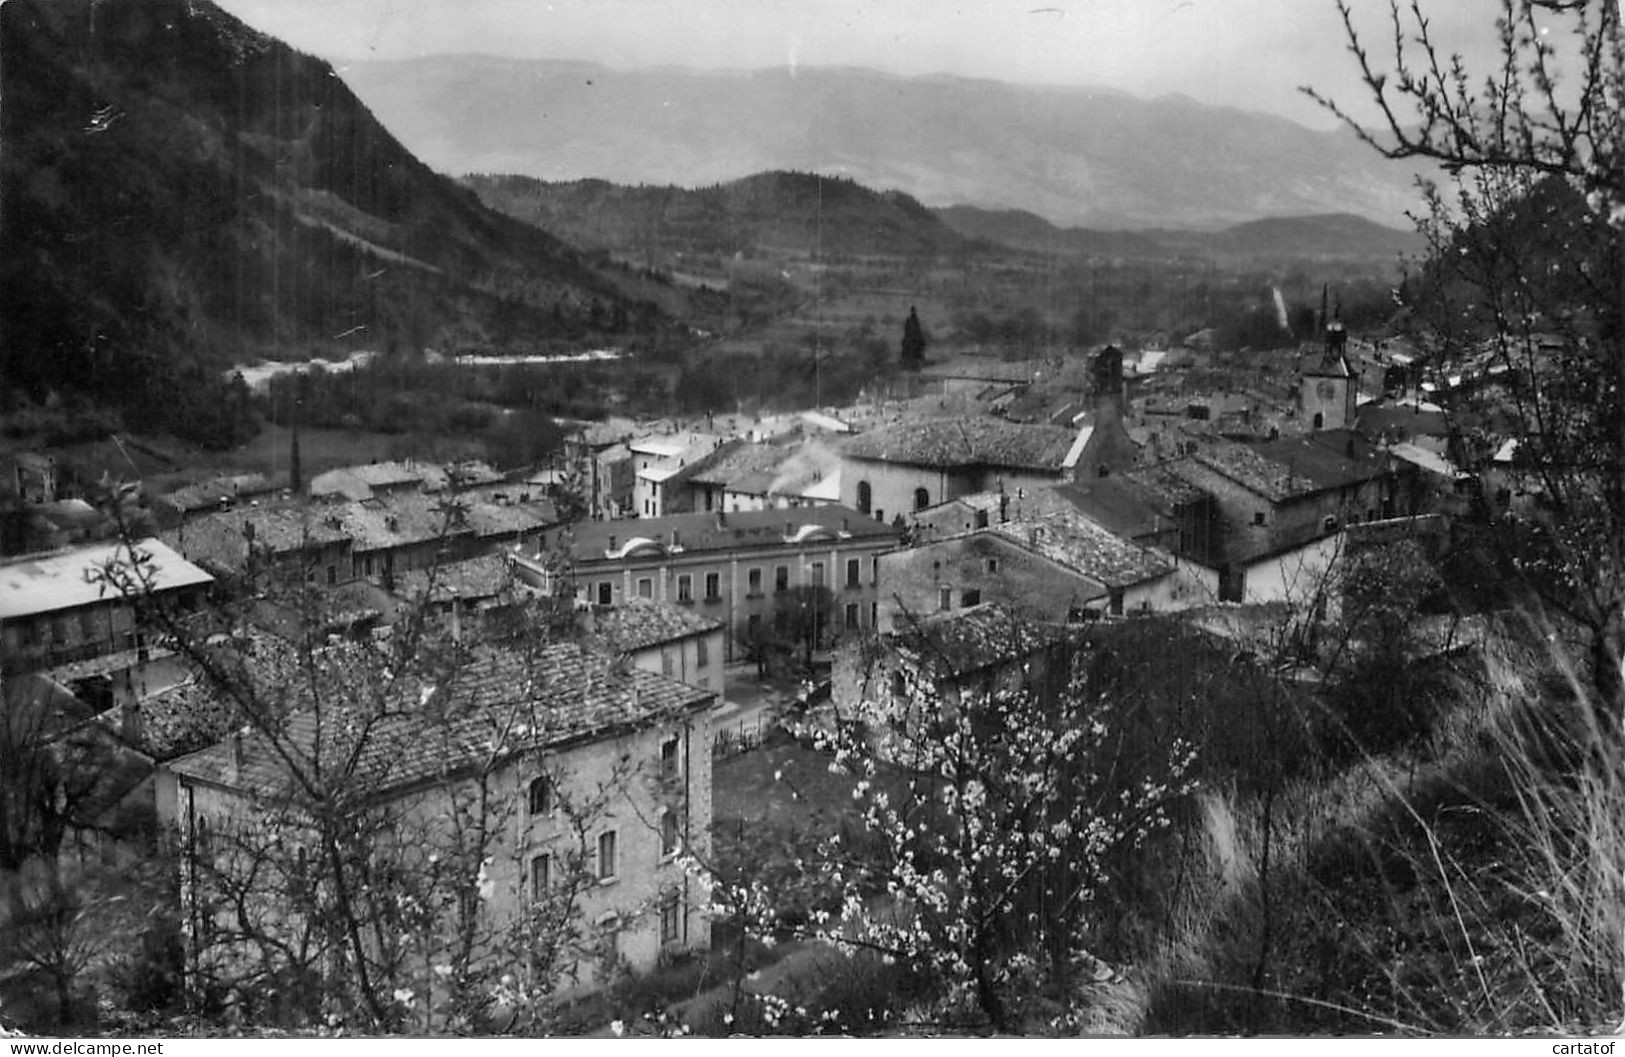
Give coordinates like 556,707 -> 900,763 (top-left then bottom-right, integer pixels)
213,0 -> 1506,129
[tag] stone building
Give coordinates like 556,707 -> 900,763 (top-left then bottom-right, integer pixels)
1160,430 -> 1414,602
157,641 -> 715,995
837,417 -> 1082,524
519,505 -> 899,660
888,486 -> 1218,627
589,599 -> 727,701
1,538 -> 213,674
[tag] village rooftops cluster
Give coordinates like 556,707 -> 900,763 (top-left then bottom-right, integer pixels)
838,418 -> 1079,473
165,640 -> 714,798
161,490 -> 557,579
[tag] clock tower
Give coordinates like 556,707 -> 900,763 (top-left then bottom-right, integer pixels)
1300,318 -> 1357,430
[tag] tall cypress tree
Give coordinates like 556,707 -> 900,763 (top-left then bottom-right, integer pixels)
900,305 -> 926,369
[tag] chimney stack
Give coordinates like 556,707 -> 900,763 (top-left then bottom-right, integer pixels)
120,699 -> 141,745
228,731 -> 245,782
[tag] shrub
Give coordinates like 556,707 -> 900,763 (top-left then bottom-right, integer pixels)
108,912 -> 185,1014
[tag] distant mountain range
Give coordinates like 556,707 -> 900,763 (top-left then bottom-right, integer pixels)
464,171 -> 974,260
341,55 -> 1435,231
466,172 -> 1424,263
934,205 -> 1425,260
0,0 -> 672,440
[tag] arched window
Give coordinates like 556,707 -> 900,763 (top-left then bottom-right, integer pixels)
913,487 -> 930,511
528,775 -> 552,816
856,480 -> 872,515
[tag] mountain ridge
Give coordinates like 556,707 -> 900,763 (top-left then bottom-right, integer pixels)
465,172 -> 1424,263
339,54 -> 1433,231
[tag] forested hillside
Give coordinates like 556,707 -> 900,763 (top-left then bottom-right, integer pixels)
0,0 -> 669,447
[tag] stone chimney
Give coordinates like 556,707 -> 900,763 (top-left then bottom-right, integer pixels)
120,698 -> 141,745
671,528 -> 681,548
228,730 -> 245,783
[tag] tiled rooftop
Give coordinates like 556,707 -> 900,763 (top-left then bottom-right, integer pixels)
1,538 -> 214,620
672,440 -> 793,490
562,504 -> 897,566
629,430 -> 728,464
134,676 -> 242,761
1052,479 -> 1174,540
1177,442 -> 1319,502
163,505 -> 350,574
890,603 -> 1073,678
1385,442 -> 1462,479
993,512 -> 1174,589
918,487 -> 1177,588
591,599 -> 724,654
307,460 -> 460,501
158,473 -> 277,513
461,498 -> 558,539
1118,464 -> 1211,507
166,641 -> 714,798
838,417 -> 1077,472
1252,430 -> 1392,492
339,494 -> 474,552
395,553 -> 519,603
